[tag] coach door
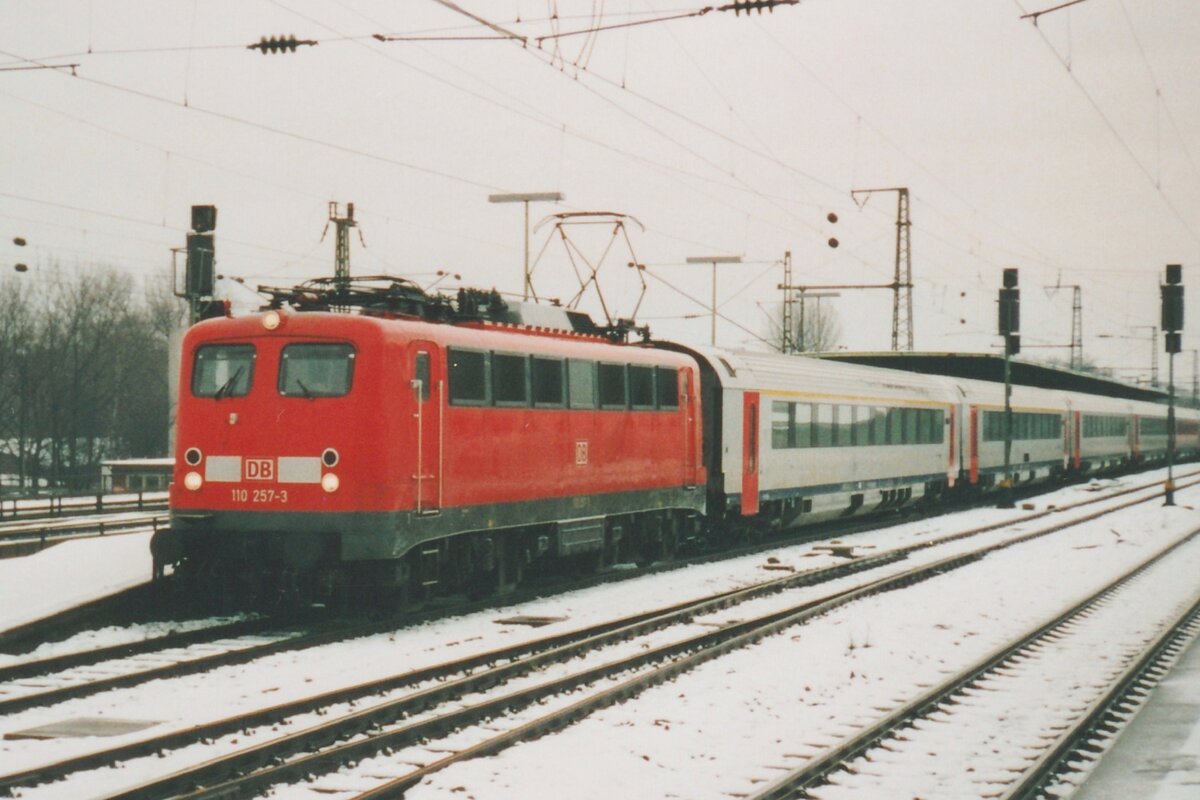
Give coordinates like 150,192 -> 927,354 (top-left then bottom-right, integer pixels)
410,344 -> 442,514
742,392 -> 760,516
968,406 -> 980,484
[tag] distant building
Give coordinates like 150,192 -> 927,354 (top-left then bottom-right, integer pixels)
100,458 -> 174,493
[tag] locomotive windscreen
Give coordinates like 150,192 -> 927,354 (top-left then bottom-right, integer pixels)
192,344 -> 255,398
278,343 -> 355,397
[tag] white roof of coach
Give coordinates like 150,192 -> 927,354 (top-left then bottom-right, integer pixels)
689,347 -> 962,404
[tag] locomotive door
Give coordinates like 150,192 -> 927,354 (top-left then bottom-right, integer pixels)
410,344 -> 442,514
741,392 -> 760,516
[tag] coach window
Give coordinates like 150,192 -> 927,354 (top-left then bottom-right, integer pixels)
448,348 -> 489,406
531,357 -> 565,407
279,343 -> 354,397
793,403 -> 813,448
629,365 -> 655,410
192,344 -> 255,398
656,367 -> 679,409
836,405 -> 854,446
771,401 -> 792,449
814,404 -> 834,447
598,363 -> 627,409
493,353 -> 529,406
567,359 -> 596,409
875,408 -> 887,444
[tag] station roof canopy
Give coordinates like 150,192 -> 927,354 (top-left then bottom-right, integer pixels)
818,352 -> 1169,404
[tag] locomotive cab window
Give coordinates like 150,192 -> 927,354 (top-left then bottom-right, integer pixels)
192,344 -> 255,398
279,343 -> 355,397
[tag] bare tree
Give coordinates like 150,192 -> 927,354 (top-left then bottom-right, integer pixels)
1,265 -> 178,493
768,297 -> 842,353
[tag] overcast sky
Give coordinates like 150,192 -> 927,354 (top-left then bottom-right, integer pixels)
2,0 -> 1198,380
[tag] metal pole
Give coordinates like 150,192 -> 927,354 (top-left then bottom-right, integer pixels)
1001,347 -> 1014,508
523,200 -> 531,301
488,191 -> 563,302
798,291 -> 806,352
711,262 -> 717,346
1166,350 -> 1176,505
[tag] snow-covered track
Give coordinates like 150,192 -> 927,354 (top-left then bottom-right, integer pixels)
745,525 -> 1200,800
71,474 -> 1194,799
1002,586 -> 1200,799
1,473 -> 1191,799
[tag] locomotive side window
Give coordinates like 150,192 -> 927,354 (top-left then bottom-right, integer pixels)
656,367 -> 679,409
598,363 -> 627,409
629,365 -> 655,410
567,359 -> 596,409
448,348 -> 489,405
192,344 -> 255,398
279,343 -> 355,397
532,357 -> 565,407
493,353 -> 529,406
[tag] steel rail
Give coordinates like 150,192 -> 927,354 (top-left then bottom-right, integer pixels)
746,525 -> 1200,800
0,616 -> 273,683
2,472 -> 1184,795
103,476 -> 1197,799
349,490 -> 1200,800
1000,593 -> 1200,798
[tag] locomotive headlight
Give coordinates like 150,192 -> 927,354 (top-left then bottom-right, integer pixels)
262,310 -> 282,331
184,447 -> 202,466
321,472 -> 340,493
184,471 -> 203,491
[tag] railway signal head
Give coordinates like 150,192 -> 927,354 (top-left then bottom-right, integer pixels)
1162,264 -> 1183,349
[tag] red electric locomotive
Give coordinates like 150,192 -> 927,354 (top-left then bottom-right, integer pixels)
159,279 -> 706,601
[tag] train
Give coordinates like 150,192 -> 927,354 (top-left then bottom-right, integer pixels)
156,276 -> 1200,602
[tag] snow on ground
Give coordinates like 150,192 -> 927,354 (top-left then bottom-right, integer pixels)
0,467 -> 1191,798
0,532 -> 154,635
390,486 -> 1200,800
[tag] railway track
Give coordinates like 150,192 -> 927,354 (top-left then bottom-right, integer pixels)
745,526 -> 1200,800
0,469 -> 1181,719
2,471 -> 1192,799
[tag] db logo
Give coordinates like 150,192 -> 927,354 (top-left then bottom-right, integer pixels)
244,458 -> 275,481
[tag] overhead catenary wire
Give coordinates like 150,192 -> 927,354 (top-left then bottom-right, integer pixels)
1012,0 -> 1200,249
